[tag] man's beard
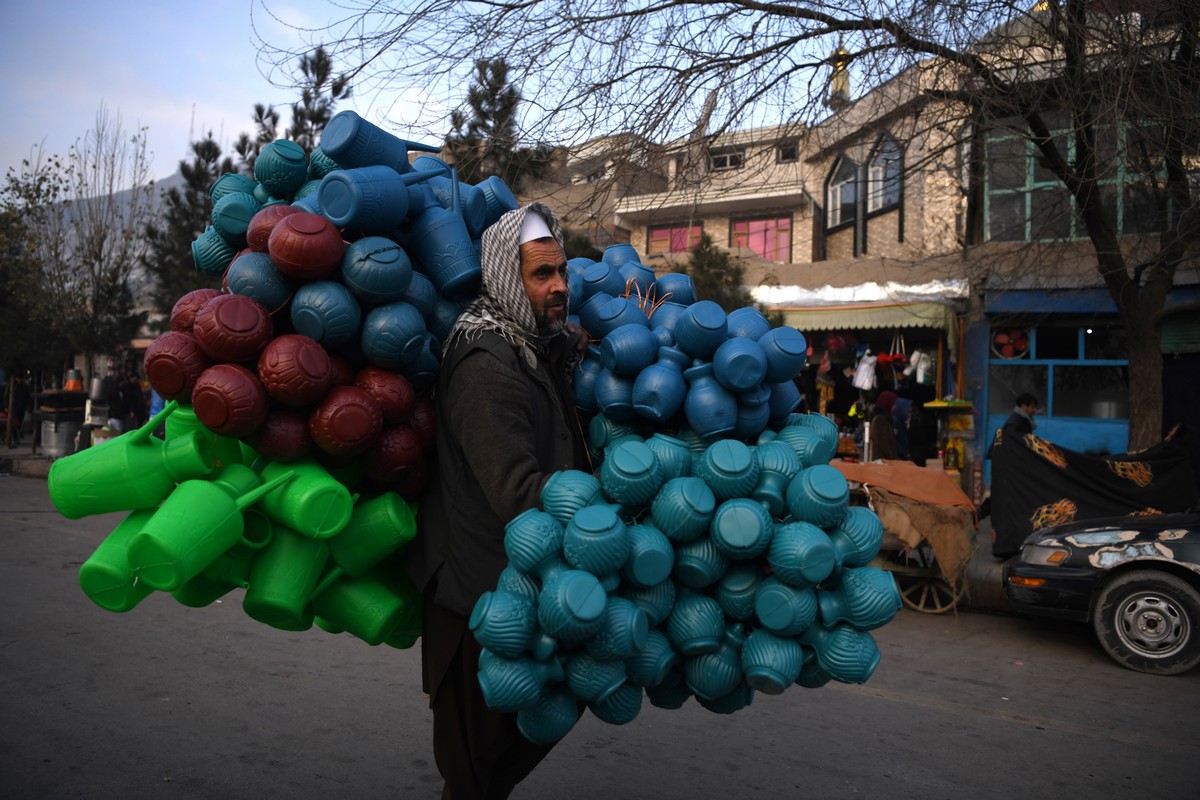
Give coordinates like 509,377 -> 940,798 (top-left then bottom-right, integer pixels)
536,313 -> 567,336
535,295 -> 568,335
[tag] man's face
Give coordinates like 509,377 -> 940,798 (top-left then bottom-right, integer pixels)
519,238 -> 569,335
1021,402 -> 1037,417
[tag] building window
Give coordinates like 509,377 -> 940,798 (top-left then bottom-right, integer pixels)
988,323 -> 1129,419
984,117 -> 1168,242
648,223 -> 703,255
776,140 -> 799,163
867,136 -> 903,212
731,217 -> 792,263
709,146 -> 745,171
826,156 -> 858,229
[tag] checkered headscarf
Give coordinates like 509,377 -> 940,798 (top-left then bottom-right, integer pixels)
446,201 -> 567,364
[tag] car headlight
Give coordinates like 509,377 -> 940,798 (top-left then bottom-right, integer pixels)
1020,544 -> 1069,566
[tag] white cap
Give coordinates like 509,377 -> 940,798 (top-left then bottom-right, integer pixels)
519,211 -> 553,244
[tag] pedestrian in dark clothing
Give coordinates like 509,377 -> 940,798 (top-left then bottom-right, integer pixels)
892,395 -> 912,459
406,203 -> 589,799
119,374 -> 146,432
8,375 -> 30,445
868,390 -> 899,461
907,402 -> 935,467
103,373 -> 125,431
1002,392 -> 1038,440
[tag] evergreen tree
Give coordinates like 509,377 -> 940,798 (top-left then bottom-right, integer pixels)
681,233 -> 754,314
681,233 -> 785,325
233,104 -> 280,175
562,228 -> 602,261
144,49 -> 353,327
142,134 -> 232,330
443,58 -> 553,192
287,47 -> 352,152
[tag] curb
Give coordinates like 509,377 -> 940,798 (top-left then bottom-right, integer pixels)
961,518 -> 1010,615
0,452 -> 54,479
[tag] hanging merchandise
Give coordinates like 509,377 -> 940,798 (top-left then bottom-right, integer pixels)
818,378 -> 835,414
852,347 -> 877,391
875,333 -> 908,388
905,348 -> 935,386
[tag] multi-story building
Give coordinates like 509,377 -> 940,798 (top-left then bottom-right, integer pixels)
526,10 -> 1200,497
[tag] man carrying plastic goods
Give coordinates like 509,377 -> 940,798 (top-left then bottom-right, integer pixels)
408,202 -> 589,798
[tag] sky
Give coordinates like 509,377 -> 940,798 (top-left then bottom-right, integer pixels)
0,0 -> 446,185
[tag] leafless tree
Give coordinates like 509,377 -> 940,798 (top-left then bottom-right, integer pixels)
21,104 -> 158,386
256,0 -> 1199,447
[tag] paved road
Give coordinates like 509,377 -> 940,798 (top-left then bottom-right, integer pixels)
2,474 -> 1198,799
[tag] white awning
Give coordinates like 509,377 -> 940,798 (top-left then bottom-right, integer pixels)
778,301 -> 955,332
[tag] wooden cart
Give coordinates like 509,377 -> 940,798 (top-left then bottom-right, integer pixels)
832,460 -> 978,614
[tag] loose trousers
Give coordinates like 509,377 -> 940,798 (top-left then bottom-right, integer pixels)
422,590 -> 557,799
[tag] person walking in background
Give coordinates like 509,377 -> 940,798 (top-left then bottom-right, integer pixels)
405,203 -> 589,799
892,394 -> 912,460
8,374 -> 30,446
867,390 -> 899,461
103,372 -> 125,432
148,388 -> 166,438
1002,393 -> 1038,439
119,374 -> 146,432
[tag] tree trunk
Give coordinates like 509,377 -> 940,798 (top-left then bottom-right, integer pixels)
1123,310 -> 1164,451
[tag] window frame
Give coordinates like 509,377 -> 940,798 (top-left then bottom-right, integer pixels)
825,154 -> 859,231
647,222 -> 704,256
776,139 -> 800,164
983,117 -> 1168,242
987,323 -> 1129,419
709,146 -> 746,172
730,215 -> 793,263
866,135 -> 903,214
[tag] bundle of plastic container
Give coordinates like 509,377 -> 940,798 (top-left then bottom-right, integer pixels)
568,246 -> 807,444
50,110 -> 528,645
471,411 -> 901,743
46,401 -> 422,647
144,111 -> 523,502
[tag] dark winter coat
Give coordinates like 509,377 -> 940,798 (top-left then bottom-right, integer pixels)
1002,407 -> 1034,440
868,406 -> 899,461
407,328 -> 587,619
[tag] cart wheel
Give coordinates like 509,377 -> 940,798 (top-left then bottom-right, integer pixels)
886,544 -> 964,614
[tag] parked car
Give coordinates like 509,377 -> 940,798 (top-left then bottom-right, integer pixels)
1004,512 -> 1200,675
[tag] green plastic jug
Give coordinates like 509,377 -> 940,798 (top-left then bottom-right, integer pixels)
170,508 -> 274,608
311,566 -> 417,646
327,493 -> 417,578
125,463 -> 295,592
49,402 -> 214,519
77,508 -> 158,613
242,524 -> 330,631
165,402 -> 246,467
255,457 -> 354,539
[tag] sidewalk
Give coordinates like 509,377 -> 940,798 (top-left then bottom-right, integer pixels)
961,517 -> 1009,614
0,448 -> 53,479
1,448 -> 1013,614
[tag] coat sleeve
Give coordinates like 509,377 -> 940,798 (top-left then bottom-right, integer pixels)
442,349 -> 550,524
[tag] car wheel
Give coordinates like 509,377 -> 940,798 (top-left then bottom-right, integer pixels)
1091,570 -> 1200,676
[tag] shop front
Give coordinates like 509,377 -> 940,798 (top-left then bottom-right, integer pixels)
975,285 -> 1200,486
771,298 -> 962,470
